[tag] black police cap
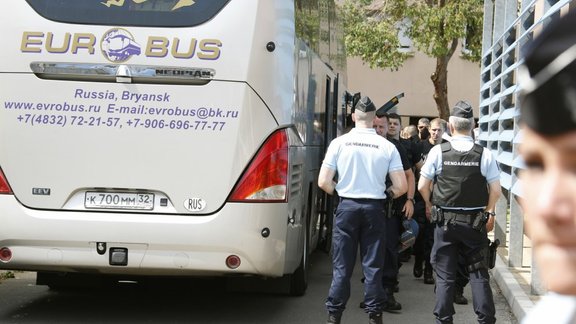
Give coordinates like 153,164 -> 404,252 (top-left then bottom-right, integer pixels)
451,100 -> 474,118
354,96 -> 376,113
520,10 -> 576,136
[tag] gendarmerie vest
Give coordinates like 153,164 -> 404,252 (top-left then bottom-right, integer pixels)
432,142 -> 488,208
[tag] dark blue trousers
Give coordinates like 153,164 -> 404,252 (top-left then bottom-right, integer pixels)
431,221 -> 495,324
326,198 -> 387,315
413,200 -> 434,271
382,211 -> 400,290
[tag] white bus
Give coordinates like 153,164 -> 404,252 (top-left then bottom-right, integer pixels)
0,0 -> 348,295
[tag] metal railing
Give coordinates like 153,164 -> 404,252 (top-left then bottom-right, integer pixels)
480,0 -> 573,297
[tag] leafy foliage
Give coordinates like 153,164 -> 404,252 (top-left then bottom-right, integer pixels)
340,0 -> 484,117
341,0 -> 482,67
404,0 -> 483,61
341,1 -> 408,69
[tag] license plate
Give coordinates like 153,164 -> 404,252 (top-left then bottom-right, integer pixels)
85,192 -> 154,210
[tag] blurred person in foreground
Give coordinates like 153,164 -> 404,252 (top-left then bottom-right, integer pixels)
518,9 -> 576,324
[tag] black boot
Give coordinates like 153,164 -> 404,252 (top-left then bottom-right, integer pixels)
326,313 -> 341,324
383,288 -> 402,312
423,267 -> 435,285
454,287 -> 468,305
369,312 -> 383,324
413,256 -> 423,278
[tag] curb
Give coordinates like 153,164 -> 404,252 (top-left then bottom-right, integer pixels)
491,254 -> 535,322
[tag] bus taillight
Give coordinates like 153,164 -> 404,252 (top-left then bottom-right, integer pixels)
0,169 -> 12,194
0,247 -> 12,262
225,255 -> 241,269
228,130 -> 288,202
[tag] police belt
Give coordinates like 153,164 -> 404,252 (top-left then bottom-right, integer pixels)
339,197 -> 387,203
339,197 -> 389,207
441,208 -> 483,225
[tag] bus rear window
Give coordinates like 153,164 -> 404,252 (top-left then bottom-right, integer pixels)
25,0 -> 231,27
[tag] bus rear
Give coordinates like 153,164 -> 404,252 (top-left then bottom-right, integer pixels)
0,0 -> 336,295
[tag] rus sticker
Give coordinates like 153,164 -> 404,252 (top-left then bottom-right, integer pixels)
184,198 -> 206,212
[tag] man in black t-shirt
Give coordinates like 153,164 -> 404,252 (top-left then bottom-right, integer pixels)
414,118 -> 447,284
373,113 -> 414,312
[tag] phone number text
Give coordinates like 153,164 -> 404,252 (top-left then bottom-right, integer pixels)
16,114 -> 227,131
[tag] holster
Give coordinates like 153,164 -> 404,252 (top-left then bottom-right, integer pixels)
386,197 -> 407,219
466,239 -> 500,272
471,212 -> 489,231
430,206 -> 443,224
485,239 -> 500,269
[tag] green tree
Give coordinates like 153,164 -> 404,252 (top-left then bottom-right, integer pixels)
340,0 -> 483,119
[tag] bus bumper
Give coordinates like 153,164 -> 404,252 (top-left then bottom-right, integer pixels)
0,196 -> 299,278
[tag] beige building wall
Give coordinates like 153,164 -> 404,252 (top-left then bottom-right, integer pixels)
346,49 -> 481,120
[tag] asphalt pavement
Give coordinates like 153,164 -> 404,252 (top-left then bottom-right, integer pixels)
0,250 -> 519,323
310,249 -> 519,324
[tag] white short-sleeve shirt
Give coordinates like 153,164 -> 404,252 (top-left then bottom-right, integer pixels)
322,128 -> 403,199
420,136 -> 500,184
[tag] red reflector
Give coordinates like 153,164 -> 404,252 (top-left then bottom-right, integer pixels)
228,130 -> 288,202
0,247 -> 12,262
225,255 -> 241,269
0,169 -> 12,194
